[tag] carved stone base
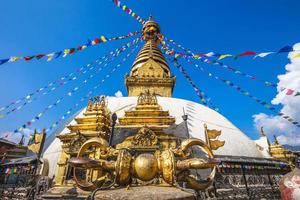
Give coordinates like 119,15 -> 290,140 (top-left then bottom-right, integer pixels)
94,186 -> 196,200
41,186 -> 90,200
41,186 -> 196,200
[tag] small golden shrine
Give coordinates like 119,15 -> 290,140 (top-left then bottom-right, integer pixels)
269,135 -> 296,165
55,96 -> 111,186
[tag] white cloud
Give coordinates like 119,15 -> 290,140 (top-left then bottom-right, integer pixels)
253,43 -> 300,145
114,90 -> 123,98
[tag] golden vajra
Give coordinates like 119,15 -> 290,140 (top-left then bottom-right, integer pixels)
69,127 -> 218,191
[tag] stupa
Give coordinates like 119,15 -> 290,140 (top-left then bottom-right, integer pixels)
40,17 -> 292,200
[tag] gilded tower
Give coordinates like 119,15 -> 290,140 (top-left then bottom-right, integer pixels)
125,17 -> 176,97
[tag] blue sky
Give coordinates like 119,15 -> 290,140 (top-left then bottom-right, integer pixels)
0,0 -> 299,143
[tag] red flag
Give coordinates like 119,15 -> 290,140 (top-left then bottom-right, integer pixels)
24,56 -> 34,61
36,54 -> 45,59
69,48 -> 75,54
239,51 -> 257,57
286,89 -> 294,95
93,38 -> 100,44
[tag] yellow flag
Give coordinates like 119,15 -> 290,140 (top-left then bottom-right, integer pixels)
81,45 -> 87,50
9,56 -> 21,62
63,49 -> 70,57
293,52 -> 300,59
218,54 -> 232,60
207,129 -> 221,139
46,53 -> 54,61
210,140 -> 225,150
100,36 -> 107,42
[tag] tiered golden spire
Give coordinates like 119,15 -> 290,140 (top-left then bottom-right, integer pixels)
125,16 -> 175,97
118,90 -> 175,131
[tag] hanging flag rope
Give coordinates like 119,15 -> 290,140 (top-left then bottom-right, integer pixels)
13,38 -> 142,134
179,54 -> 300,128
159,40 -> 299,60
0,37 -> 140,118
160,42 -> 219,112
111,0 -> 146,24
0,31 -> 139,66
164,38 -> 300,98
172,58 -> 220,112
44,42 -> 141,134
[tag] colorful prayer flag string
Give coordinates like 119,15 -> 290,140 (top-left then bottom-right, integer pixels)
13,39 -> 142,135
0,31 -> 139,66
160,43 -> 219,112
173,59 -> 219,112
180,54 -> 300,128
0,37 -> 140,118
44,42 -> 142,134
161,39 -> 299,128
164,37 -> 300,98
14,38 -> 141,133
158,41 -> 300,60
111,0 -> 146,24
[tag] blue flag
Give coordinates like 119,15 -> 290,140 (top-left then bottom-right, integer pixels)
277,45 -> 293,53
0,58 -> 9,65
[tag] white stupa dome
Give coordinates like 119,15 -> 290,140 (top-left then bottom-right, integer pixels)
43,96 -> 267,178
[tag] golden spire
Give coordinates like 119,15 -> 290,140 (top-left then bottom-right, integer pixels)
125,16 -> 175,97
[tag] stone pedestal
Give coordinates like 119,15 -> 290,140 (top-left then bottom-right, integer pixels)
41,186 -> 196,200
94,186 -> 196,200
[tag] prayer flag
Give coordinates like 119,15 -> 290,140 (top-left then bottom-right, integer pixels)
5,167 -> 10,175
86,39 -> 92,46
236,51 -> 256,59
100,36 -> 107,42
36,54 -> 45,59
63,49 -> 70,57
69,48 -> 75,54
218,54 -> 232,60
254,52 -> 274,58
81,45 -> 87,50
9,56 -> 21,62
24,56 -> 34,61
205,52 -> 216,57
55,51 -> 62,58
286,89 -> 294,95
278,46 -> 293,53
0,58 -> 9,65
46,53 -> 55,61
92,38 -> 100,45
